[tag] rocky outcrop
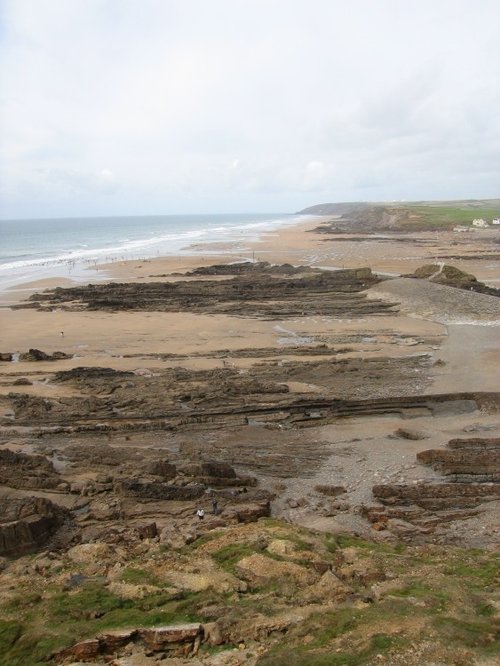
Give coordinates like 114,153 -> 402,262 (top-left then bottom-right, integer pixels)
365,437 -> 500,541
416,437 -> 500,482
116,479 -> 205,501
0,448 -> 60,489
54,366 -> 134,383
18,349 -> 72,361
145,459 -> 177,479
16,265 -> 393,319
372,482 -> 500,510
187,261 -> 315,276
0,497 -> 68,556
408,264 -> 499,297
51,623 -> 202,663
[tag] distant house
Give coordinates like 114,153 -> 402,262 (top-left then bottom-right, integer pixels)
492,218 -> 500,225
453,225 -> 469,232
472,218 -> 489,228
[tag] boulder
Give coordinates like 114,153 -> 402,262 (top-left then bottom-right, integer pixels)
0,497 -> 68,556
19,348 -> 72,362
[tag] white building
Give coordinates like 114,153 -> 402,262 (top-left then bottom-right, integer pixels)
472,218 -> 489,228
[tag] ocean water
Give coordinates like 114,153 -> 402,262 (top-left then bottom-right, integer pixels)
0,213 -> 306,291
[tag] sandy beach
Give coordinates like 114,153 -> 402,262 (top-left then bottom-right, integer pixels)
1,215 -> 499,391
1,211 -> 500,666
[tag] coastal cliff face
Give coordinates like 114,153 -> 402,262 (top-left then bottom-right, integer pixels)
0,260 -> 499,665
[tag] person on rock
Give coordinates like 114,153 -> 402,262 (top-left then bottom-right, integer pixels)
196,508 -> 205,521
211,499 -> 218,515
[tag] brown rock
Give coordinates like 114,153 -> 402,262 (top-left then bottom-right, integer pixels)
139,623 -> 201,651
52,638 -> 100,662
0,497 -> 68,557
19,348 -> 71,362
394,427 -> 429,440
314,484 -> 347,497
98,629 -> 137,652
201,461 -> 236,478
135,522 -> 158,539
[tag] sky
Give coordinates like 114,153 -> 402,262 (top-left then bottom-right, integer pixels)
0,0 -> 499,219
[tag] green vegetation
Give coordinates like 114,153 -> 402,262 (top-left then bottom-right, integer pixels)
0,521 -> 498,665
401,204 -> 500,229
433,616 -> 499,650
211,542 -> 256,572
443,552 -> 500,590
120,566 -> 162,586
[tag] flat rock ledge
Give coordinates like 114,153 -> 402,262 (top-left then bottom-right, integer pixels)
50,623 -> 202,663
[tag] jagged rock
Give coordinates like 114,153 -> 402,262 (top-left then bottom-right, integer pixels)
0,448 -> 60,490
88,497 -> 122,520
19,266 -> 391,319
0,497 -> 68,556
54,366 -> 134,382
203,621 -> 225,646
0,352 -> 13,362
19,348 -> 72,361
52,625 -> 202,662
135,522 -> 158,539
117,479 -> 205,501
145,460 -> 177,479
97,629 -> 137,652
139,623 -> 202,653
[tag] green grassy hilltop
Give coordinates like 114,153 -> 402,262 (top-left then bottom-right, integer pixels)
0,520 -> 498,665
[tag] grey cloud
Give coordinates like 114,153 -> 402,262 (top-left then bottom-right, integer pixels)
0,0 -> 499,218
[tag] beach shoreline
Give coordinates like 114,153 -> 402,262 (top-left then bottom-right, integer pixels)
0,208 -> 499,569
0,213 -> 319,301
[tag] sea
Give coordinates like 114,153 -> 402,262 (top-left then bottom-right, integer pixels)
0,212 -> 309,292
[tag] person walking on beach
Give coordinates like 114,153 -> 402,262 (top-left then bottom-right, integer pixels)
196,508 -> 205,521
211,499 -> 218,515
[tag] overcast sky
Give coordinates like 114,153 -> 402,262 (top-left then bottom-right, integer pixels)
1,0 -> 499,219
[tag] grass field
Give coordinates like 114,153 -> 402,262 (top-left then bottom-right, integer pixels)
399,204 -> 500,229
